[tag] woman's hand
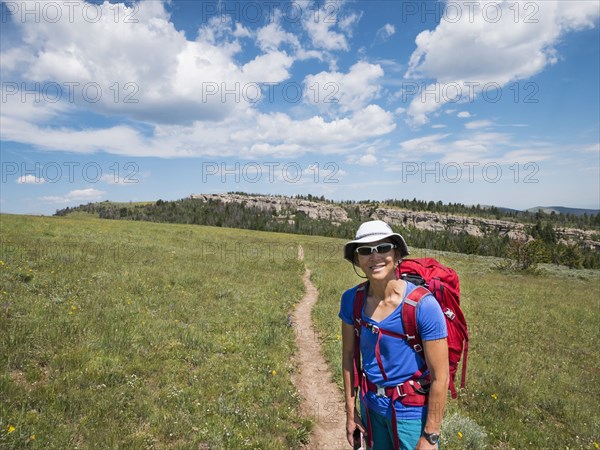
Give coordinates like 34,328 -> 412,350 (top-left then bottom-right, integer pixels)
342,321 -> 364,447
345,408 -> 366,447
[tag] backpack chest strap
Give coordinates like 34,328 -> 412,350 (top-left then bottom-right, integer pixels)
360,322 -> 410,381
358,286 -> 430,380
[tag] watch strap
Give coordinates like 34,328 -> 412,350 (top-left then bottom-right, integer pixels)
422,430 -> 440,444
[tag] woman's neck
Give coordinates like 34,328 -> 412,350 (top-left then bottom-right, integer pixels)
368,275 -> 397,300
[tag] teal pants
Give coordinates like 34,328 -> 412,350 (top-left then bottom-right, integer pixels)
360,401 -> 429,450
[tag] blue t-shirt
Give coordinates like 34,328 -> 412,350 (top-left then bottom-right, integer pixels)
339,281 -> 447,419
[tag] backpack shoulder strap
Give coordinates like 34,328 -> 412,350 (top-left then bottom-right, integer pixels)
401,285 -> 430,356
352,282 -> 368,390
353,282 -> 368,329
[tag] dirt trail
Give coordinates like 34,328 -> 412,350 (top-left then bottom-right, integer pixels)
292,246 -> 348,449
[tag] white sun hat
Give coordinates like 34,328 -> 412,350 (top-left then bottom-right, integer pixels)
343,220 -> 409,263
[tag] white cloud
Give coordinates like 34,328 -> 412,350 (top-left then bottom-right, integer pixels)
303,61 -> 384,112
40,188 -> 106,204
0,0 -> 397,160
303,17 -> 348,50
376,24 -> 396,42
465,120 -> 493,129
1,120 -> 151,156
256,20 -> 300,53
338,12 -> 363,37
457,111 -> 471,118
1,1 -> 297,126
0,84 -> 72,123
299,0 -> 360,51
357,154 -> 378,165
242,51 -> 294,82
431,124 -> 447,129
384,132 -> 564,188
404,0 -> 600,123
405,82 -> 454,125
2,105 -> 396,158
17,175 -> 45,184
233,22 -> 253,39
400,133 -> 450,154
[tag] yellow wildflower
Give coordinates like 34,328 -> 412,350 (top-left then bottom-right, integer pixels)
491,393 -> 498,400
7,424 -> 15,433
271,370 -> 277,376
594,442 -> 599,449
457,431 -> 463,439
30,435 -> 36,441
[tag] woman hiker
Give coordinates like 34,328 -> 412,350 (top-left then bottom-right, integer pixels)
339,220 -> 449,450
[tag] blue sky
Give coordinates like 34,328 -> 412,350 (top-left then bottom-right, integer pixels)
1,0 -> 599,215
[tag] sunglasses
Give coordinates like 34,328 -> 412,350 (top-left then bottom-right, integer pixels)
355,243 -> 396,256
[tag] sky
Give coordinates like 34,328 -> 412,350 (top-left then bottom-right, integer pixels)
1,0 -> 599,215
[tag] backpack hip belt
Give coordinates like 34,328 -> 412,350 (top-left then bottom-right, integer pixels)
363,375 -> 430,406
359,372 -> 429,450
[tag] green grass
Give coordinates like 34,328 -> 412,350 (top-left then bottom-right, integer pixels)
1,214 -> 599,449
0,214 -> 311,449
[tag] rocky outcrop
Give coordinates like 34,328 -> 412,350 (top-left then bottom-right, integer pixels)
190,193 -> 349,223
190,193 -> 600,250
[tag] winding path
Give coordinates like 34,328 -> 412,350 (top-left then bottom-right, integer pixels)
291,246 -> 347,449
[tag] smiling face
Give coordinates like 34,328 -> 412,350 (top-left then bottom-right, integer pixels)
354,238 -> 400,282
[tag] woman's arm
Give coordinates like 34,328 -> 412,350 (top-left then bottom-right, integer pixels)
342,321 -> 365,446
416,337 -> 449,450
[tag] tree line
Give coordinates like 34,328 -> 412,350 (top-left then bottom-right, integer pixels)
55,197 -> 600,269
323,197 -> 600,230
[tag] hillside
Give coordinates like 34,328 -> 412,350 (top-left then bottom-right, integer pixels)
55,193 -> 600,269
189,193 -> 599,246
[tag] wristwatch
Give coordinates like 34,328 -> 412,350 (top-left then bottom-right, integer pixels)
422,430 -> 440,445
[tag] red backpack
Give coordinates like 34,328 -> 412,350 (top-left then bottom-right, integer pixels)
352,258 -> 468,399
396,258 -> 468,397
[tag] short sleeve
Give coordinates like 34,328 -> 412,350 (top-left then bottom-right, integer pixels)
416,295 -> 448,341
338,286 -> 358,325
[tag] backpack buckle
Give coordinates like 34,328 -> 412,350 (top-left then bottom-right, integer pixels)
444,308 -> 455,320
413,344 -> 423,352
396,383 -> 407,397
368,324 -> 379,334
376,386 -> 386,397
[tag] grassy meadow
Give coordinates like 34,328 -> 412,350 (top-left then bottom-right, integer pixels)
1,213 -> 599,449
0,213 -> 312,449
